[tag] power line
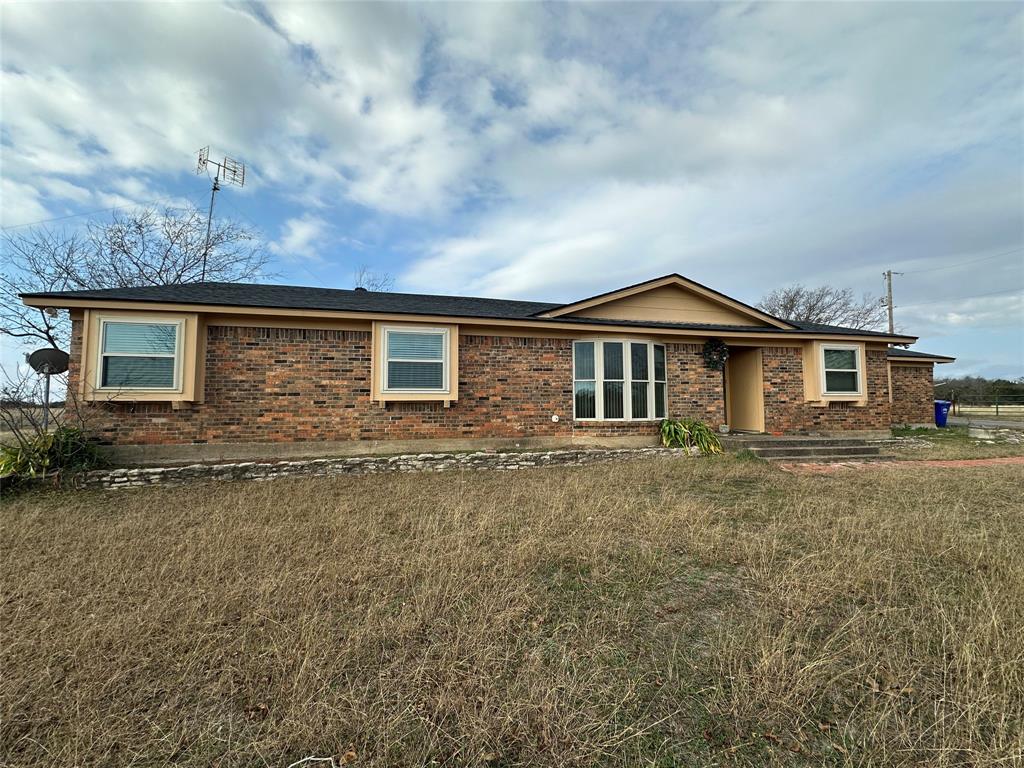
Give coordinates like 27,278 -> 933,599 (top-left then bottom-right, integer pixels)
0,193 -> 202,231
901,247 -> 1024,275
216,196 -> 267,236
899,285 -> 1024,308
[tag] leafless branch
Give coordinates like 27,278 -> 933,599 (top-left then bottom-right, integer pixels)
757,284 -> 887,330
353,265 -> 394,292
1,204 -> 271,354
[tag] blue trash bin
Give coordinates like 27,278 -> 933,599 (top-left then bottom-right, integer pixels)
934,400 -> 951,427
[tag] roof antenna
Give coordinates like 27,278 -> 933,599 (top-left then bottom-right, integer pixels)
196,146 -> 246,282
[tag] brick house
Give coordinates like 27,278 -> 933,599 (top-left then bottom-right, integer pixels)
21,274 -> 953,462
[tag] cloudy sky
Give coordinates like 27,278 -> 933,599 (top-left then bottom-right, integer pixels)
2,2 -> 1022,377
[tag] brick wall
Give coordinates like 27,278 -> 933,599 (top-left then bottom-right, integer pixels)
68,319 -> 899,445
890,364 -> 934,425
68,322 -> 725,446
761,346 -> 891,433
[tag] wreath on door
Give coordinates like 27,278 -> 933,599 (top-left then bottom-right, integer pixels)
702,339 -> 730,371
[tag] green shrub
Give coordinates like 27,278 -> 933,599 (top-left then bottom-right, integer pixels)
0,426 -> 105,480
659,418 -> 723,455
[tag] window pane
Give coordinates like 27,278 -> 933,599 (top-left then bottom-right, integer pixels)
631,342 -> 649,381
631,382 -> 649,419
823,348 -> 856,370
825,371 -> 858,393
653,345 -> 666,381
387,331 -> 444,360
102,356 -> 175,388
604,381 -> 624,418
654,382 -> 666,418
574,381 -> 596,418
103,322 -> 176,355
603,342 -> 623,380
387,361 -> 444,389
574,342 -> 595,380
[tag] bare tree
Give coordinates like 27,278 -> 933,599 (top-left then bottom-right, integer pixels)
757,284 -> 887,330
353,264 -> 394,292
0,205 -> 269,351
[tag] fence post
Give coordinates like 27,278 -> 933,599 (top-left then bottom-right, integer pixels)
995,394 -> 999,417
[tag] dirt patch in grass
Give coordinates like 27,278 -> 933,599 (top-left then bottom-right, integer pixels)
2,457 -> 1021,766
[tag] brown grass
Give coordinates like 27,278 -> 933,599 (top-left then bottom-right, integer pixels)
886,426 -> 1024,460
2,458 -> 1022,766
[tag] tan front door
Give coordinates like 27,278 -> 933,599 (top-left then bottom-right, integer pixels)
725,348 -> 765,433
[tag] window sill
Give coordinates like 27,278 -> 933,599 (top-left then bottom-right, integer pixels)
807,396 -> 867,407
85,389 -> 191,403
574,418 -> 663,423
376,392 -> 456,404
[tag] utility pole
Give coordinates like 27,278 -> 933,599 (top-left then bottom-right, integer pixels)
883,270 -> 902,334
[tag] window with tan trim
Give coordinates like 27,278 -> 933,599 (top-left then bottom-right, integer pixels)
382,326 -> 450,393
573,340 -> 666,420
96,318 -> 184,391
821,344 -> 861,395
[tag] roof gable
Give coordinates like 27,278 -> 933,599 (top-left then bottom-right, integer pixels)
538,274 -> 794,329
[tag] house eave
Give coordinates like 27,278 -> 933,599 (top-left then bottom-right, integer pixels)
888,355 -> 956,364
23,295 -> 918,345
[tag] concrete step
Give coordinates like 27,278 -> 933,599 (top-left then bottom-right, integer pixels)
747,444 -> 882,459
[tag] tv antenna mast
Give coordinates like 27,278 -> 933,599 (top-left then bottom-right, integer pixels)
195,146 -> 246,281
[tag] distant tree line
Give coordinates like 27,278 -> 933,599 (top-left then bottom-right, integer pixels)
935,376 -> 1024,402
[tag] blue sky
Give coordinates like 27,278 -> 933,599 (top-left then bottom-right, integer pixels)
2,2 -> 1022,378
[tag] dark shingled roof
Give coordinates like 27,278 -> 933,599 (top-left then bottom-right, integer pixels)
20,281 -> 915,339
886,348 -> 956,362
21,282 -> 562,321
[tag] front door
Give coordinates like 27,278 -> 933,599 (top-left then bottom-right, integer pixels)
725,348 -> 765,433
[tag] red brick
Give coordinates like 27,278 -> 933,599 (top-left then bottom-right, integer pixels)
67,321 -> 905,445
762,346 -> 891,433
890,364 -> 934,425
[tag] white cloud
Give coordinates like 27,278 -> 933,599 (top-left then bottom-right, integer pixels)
269,214 -> 329,261
1,1 -> 1021,374
902,292 -> 1024,333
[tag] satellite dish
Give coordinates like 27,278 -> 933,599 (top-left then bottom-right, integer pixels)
26,348 -> 69,431
28,348 -> 69,375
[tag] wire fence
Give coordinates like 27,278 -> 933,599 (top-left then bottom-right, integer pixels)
948,394 -> 1024,418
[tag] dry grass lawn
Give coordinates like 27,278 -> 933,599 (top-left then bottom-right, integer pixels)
2,457 -> 1022,767
886,426 -> 1024,461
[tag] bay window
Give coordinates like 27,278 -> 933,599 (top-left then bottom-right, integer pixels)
573,342 -> 596,418
603,342 -> 625,419
821,345 -> 861,395
630,342 -> 649,418
573,340 -> 666,420
653,344 -> 667,418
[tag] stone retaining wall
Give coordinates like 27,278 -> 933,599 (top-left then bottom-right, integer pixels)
81,447 -> 695,489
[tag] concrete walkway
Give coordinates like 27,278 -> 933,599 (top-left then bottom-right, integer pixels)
779,455 -> 1024,474
948,416 -> 1024,430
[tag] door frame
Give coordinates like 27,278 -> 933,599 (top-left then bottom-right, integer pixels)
724,347 -> 765,433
